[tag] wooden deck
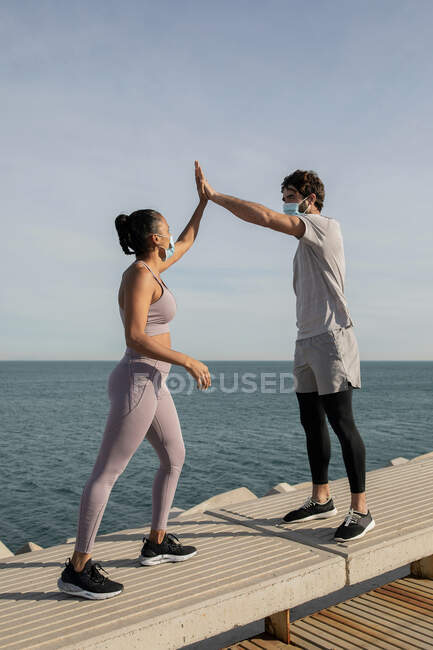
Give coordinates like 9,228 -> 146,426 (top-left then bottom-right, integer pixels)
223,575 -> 433,649
1,456 -> 432,649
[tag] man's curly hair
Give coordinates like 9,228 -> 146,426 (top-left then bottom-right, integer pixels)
281,169 -> 325,212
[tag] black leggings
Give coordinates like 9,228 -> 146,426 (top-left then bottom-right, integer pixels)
295,384 -> 366,493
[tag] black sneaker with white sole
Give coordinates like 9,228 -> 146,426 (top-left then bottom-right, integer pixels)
282,496 -> 338,523
139,532 -> 197,566
333,508 -> 375,541
57,557 -> 124,599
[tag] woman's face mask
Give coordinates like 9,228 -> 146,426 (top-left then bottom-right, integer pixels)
164,234 -> 175,260
150,232 -> 175,260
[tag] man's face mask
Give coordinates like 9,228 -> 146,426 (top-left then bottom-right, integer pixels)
282,194 -> 312,216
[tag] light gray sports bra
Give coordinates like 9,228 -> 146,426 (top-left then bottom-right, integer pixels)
119,261 -> 177,335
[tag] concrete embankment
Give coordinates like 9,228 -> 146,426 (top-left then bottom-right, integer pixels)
1,451 -> 432,558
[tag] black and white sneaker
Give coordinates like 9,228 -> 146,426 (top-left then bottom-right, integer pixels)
139,532 -> 197,566
282,496 -> 338,523
334,508 -> 375,541
57,557 -> 124,600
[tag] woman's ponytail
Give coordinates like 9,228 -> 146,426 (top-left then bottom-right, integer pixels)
115,213 -> 134,255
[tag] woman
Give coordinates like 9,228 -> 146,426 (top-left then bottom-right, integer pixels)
57,162 -> 211,599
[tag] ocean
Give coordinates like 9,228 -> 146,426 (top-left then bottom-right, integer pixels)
0,360 -> 432,554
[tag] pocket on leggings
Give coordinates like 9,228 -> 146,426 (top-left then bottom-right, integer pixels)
128,360 -> 157,414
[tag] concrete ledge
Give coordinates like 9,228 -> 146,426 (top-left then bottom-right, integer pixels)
83,560 -> 344,650
0,540 -> 14,558
168,506 -> 185,519
206,455 -> 433,585
15,541 -> 44,554
176,487 -> 257,518
389,456 -> 409,466
264,482 -> 296,496
0,513 -> 345,650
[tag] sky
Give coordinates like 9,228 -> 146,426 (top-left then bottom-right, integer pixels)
1,0 -> 432,361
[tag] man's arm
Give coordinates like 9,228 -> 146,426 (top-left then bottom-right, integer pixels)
212,192 -> 306,239
194,160 -> 305,238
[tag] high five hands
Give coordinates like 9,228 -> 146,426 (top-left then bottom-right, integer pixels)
195,160 -> 216,201
187,160 -> 216,391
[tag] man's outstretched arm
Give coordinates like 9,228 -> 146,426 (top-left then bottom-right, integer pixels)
212,191 -> 305,238
195,160 -> 305,239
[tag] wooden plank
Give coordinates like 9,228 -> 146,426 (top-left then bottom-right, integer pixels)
332,603 -> 431,648
376,583 -> 433,607
293,618 -> 365,649
307,612 -> 394,649
395,577 -> 433,596
287,630 -> 327,650
242,633 -> 292,648
221,633 -> 291,649
373,586 -> 433,615
411,554 -> 433,578
264,609 -> 290,644
358,593 -> 433,630
243,635 -> 291,649
398,576 -> 433,593
338,599 -> 433,636
365,589 -> 433,618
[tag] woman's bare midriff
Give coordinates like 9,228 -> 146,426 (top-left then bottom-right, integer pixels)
146,332 -> 171,348
118,275 -> 171,351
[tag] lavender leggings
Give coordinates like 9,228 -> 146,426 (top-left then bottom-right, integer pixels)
74,350 -> 185,553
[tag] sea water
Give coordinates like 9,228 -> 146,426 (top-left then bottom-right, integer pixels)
0,360 -> 432,552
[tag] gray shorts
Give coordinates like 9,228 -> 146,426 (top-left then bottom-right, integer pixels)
293,325 -> 361,395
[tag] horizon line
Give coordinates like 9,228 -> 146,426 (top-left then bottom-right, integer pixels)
1,359 -> 432,363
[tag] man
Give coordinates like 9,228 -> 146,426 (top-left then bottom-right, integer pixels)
195,160 -> 375,541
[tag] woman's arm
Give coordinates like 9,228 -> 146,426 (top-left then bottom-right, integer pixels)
160,161 -> 209,271
160,197 -> 207,272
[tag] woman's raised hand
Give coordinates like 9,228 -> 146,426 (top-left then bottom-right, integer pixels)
195,160 -> 208,202
195,160 -> 216,201
184,356 -> 212,390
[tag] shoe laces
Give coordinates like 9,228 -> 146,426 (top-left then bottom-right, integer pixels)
65,557 -> 109,583
343,508 -> 361,527
88,561 -> 110,584
142,532 -> 182,549
302,496 -> 317,509
165,532 -> 182,549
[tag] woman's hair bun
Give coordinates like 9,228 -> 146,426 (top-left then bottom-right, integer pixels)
115,213 -> 133,255
115,213 -> 129,227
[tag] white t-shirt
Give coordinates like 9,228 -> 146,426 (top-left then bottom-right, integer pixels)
292,212 -> 354,340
